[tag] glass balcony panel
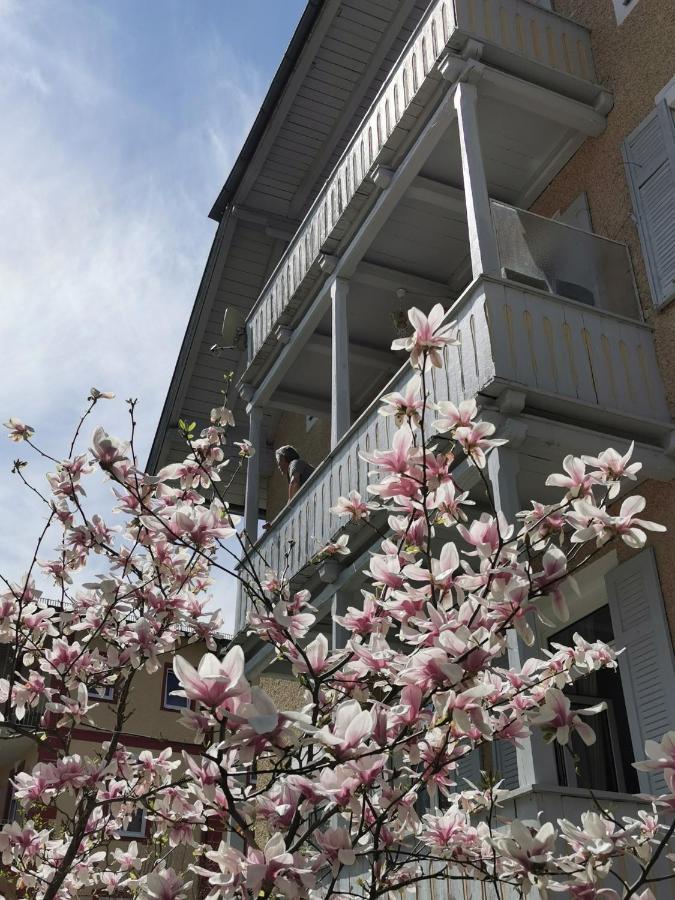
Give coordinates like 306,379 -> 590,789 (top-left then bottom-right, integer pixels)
490,200 -> 640,320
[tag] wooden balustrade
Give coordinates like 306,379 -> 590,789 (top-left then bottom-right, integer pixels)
242,276 -> 669,589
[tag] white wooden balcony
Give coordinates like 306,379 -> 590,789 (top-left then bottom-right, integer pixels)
243,0 -> 605,379
240,204 -> 672,597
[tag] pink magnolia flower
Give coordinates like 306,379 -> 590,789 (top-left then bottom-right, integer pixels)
582,442 -> 641,498
317,534 -> 350,559
569,495 -> 665,549
90,426 -> 130,469
141,867 -> 192,900
246,833 -> 313,896
454,420 -> 507,468
546,454 -> 595,499
391,303 -> 458,369
234,439 -> 255,458
634,731 -> 675,775
88,387 -> 115,401
360,425 -> 413,474
173,646 -> 246,709
315,699 -> 373,757
330,490 -> 371,521
530,688 -> 605,745
434,397 -> 477,433
315,827 -> 356,875
379,374 -> 425,426
4,417 -> 34,442
113,840 -> 141,871
210,405 -> 235,427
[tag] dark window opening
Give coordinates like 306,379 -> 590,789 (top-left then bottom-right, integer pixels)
549,605 -> 638,794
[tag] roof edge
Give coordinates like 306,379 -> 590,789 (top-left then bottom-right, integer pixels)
208,0 -> 325,222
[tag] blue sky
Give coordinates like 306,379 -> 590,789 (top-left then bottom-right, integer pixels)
0,0 -> 306,626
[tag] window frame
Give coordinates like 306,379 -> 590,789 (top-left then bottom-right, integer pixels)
118,806 -> 147,839
161,663 -> 189,712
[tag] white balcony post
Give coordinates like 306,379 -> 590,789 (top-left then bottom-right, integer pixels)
453,81 -> 500,278
331,590 -> 350,651
487,446 -> 559,787
244,404 -> 264,544
331,277 -> 351,448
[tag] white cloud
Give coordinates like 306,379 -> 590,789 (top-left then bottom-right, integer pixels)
0,1 -> 267,630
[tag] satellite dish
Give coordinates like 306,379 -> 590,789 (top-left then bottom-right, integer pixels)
221,307 -> 247,351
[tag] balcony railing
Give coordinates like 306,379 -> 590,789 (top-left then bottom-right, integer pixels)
244,0 -> 596,371
244,210 -> 670,589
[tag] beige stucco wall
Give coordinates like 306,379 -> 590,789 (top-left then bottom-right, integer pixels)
533,0 -> 675,640
265,412 -> 331,522
89,639 -> 206,745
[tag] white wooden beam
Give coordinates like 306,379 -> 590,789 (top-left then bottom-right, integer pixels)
288,0 -> 418,219
307,332 -> 397,373
243,405 -> 264,543
268,390 -> 331,419
331,278 -> 351,448
479,66 -> 608,137
354,260 -> 452,299
454,81 -> 500,278
406,176 -> 467,216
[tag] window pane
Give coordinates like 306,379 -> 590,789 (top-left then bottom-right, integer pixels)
164,669 -> 188,709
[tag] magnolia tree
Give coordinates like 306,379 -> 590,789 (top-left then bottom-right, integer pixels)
1,305 -> 675,900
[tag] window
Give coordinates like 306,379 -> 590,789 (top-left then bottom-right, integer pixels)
612,0 -> 640,25
623,101 -> 675,308
88,684 -> 114,702
162,665 -> 188,711
119,807 -> 146,838
549,606 -> 638,794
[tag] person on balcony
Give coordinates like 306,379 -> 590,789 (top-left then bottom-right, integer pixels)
275,445 -> 314,502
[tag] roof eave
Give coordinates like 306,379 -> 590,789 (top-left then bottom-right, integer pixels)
208,0 -> 325,222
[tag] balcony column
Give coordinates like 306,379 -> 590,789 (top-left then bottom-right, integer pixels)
487,446 -> 559,787
243,404 -> 264,545
453,81 -> 500,278
331,277 -> 351,448
331,590 -> 351,651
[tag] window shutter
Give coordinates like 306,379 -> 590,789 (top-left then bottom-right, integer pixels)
492,739 -> 519,791
605,548 -> 675,795
456,748 -> 482,790
623,102 -> 675,309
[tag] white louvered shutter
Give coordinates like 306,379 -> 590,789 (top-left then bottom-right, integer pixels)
456,748 -> 482,789
492,739 -> 519,791
605,548 -> 675,795
623,102 -> 675,309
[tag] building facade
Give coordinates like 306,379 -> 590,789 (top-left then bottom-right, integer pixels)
152,0 -> 675,893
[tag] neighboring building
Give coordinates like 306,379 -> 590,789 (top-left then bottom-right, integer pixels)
152,0 -> 675,892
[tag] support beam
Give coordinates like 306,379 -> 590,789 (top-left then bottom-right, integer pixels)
243,405 -> 264,543
268,390 -> 331,419
479,66 -> 608,137
308,332 -> 398,373
332,591 -> 351,651
406,176 -> 467,216
454,81 -> 500,278
354,260 -> 453,299
331,278 -> 351,448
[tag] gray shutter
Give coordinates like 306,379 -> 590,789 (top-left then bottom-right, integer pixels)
492,739 -> 519,791
605,548 -> 675,795
623,102 -> 675,309
456,748 -> 482,789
